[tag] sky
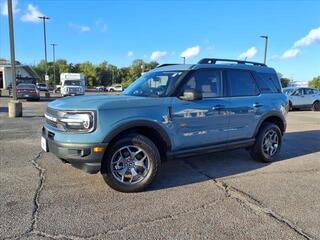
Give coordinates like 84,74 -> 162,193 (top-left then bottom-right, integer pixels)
0,0 -> 319,81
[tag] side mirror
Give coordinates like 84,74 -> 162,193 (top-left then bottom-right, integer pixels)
180,89 -> 202,101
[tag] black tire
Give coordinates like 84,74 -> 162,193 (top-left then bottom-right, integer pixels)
311,101 -> 320,111
250,123 -> 282,163
289,101 -> 293,111
101,134 -> 161,192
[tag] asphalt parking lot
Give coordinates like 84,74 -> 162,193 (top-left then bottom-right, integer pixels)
0,95 -> 319,240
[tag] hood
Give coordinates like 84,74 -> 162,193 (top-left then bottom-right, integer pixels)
48,94 -> 170,111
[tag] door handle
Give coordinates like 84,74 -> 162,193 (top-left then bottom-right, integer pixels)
253,103 -> 263,108
212,105 -> 225,110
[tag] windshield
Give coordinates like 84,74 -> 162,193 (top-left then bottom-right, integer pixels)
283,88 -> 296,95
64,80 -> 81,86
123,70 -> 184,97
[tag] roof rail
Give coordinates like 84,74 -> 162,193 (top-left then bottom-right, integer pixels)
198,58 -> 266,67
156,63 -> 179,68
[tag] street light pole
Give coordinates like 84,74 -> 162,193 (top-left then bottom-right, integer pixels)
181,56 -> 186,64
260,35 -> 268,65
7,0 -> 22,117
50,43 -> 57,84
7,0 -> 16,100
39,16 -> 50,80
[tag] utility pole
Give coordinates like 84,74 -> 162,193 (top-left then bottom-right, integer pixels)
260,35 -> 268,65
50,43 -> 57,84
7,0 -> 22,117
39,16 -> 50,80
181,56 -> 186,64
7,0 -> 16,100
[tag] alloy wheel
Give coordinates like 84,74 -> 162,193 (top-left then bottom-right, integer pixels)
262,129 -> 279,158
110,145 -> 150,184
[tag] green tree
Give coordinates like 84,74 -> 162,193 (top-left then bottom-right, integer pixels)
309,76 -> 320,89
280,78 -> 290,88
96,61 -> 109,86
79,61 -> 97,87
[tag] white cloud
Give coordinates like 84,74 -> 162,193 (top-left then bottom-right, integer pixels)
20,4 -> 43,23
294,27 -> 320,47
80,26 -> 90,32
238,46 -> 257,59
1,0 -> 20,16
180,45 -> 200,59
127,51 -> 133,57
150,51 -> 168,61
281,48 -> 300,59
96,20 -> 107,32
69,23 -> 91,32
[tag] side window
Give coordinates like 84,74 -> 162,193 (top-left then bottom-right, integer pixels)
182,69 -> 222,98
227,70 -> 259,97
305,88 -> 314,95
255,73 -> 281,93
292,88 -> 303,96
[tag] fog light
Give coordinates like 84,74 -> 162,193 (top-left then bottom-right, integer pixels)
93,146 -> 104,153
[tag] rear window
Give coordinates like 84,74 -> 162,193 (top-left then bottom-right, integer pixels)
255,73 -> 281,93
226,70 -> 259,97
17,84 -> 35,89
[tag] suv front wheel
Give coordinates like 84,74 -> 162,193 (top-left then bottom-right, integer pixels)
101,134 -> 161,192
250,123 -> 282,163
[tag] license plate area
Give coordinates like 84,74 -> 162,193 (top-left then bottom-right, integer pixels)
41,136 -> 48,152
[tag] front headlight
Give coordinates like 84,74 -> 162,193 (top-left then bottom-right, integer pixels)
45,110 -> 96,133
60,112 -> 94,131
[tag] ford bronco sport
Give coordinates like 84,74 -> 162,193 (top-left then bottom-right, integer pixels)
41,58 -> 288,192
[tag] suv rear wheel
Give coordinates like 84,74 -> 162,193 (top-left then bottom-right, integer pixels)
311,101 -> 320,111
250,123 -> 282,163
101,134 -> 161,192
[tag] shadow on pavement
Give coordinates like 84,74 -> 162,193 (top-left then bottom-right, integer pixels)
148,130 -> 320,191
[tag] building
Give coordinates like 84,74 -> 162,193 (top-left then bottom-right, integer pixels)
287,81 -> 309,88
0,60 -> 38,89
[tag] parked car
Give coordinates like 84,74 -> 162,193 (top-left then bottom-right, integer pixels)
36,83 -> 48,91
16,83 -> 40,101
283,87 -> 320,111
106,84 -> 123,92
42,58 -> 288,192
96,86 -> 105,91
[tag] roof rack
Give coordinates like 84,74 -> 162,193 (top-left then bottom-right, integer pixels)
156,63 -> 179,68
198,58 -> 266,67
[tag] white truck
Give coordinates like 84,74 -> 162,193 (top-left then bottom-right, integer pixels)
60,73 -> 85,97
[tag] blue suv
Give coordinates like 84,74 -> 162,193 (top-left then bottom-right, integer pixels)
41,58 -> 288,192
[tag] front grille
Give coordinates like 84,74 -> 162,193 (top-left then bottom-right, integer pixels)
46,118 -> 57,128
45,107 -> 61,129
68,87 -> 78,93
47,107 -> 59,116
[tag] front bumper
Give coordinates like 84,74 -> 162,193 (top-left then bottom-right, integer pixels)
42,127 -> 108,174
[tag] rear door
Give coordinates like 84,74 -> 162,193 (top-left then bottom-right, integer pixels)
304,88 -> 317,105
225,69 -> 262,141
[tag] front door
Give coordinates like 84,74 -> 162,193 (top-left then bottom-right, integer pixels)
171,68 -> 229,150
291,88 -> 305,106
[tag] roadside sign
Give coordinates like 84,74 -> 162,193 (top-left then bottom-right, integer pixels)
45,74 -> 49,81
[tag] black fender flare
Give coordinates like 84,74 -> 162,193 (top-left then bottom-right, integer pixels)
253,111 -> 286,137
103,120 -> 172,151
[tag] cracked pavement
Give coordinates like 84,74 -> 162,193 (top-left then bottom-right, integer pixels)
0,98 -> 320,240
